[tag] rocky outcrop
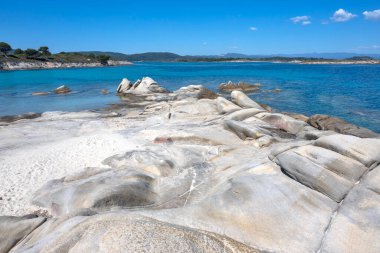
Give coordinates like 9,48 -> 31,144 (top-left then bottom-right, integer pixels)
0,112 -> 41,124
117,77 -> 168,95
231,90 -> 265,110
0,214 -> 46,253
308,114 -> 379,138
1,86 -> 380,253
0,60 -> 132,70
219,81 -> 261,92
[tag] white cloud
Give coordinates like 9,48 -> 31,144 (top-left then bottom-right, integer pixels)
331,9 -> 357,22
291,16 -> 311,24
250,27 -> 258,31
363,10 -> 380,20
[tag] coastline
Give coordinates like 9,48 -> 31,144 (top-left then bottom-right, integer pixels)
0,60 -> 132,71
1,59 -> 379,71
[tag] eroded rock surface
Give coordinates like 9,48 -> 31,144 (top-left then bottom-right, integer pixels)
1,84 -> 380,253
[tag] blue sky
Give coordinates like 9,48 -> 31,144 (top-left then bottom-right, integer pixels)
1,0 -> 379,55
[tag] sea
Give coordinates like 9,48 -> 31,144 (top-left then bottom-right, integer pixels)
0,62 -> 379,132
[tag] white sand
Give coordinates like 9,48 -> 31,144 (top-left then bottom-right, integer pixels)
0,111 -> 139,216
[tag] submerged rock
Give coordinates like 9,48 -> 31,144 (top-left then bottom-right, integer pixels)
31,92 -> 50,96
53,85 -> 71,94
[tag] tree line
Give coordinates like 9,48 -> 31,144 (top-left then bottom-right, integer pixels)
0,42 -> 111,64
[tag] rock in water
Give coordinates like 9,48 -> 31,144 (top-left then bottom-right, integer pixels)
100,89 -> 109,94
31,92 -> 50,96
53,85 -> 71,94
308,114 -> 379,138
117,78 -> 132,93
219,81 -> 260,92
119,77 -> 168,95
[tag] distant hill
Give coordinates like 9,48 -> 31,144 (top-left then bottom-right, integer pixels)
77,51 -> 380,62
80,51 -> 182,61
196,52 -> 380,60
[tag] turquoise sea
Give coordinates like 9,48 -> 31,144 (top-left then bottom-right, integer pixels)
0,62 -> 379,132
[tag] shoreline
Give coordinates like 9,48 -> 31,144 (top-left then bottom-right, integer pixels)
1,60 -> 379,71
0,60 -> 132,71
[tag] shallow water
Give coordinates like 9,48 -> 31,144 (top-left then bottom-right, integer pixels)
0,62 -> 379,132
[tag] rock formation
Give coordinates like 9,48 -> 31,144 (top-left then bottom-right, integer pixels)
219,81 -> 261,92
308,114 -> 379,138
54,85 -> 71,94
1,80 -> 379,253
117,77 -> 168,95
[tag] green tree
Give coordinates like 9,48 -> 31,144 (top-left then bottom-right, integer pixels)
38,46 -> 50,55
97,54 -> 110,65
24,49 -> 39,58
0,42 -> 12,56
14,48 -> 24,55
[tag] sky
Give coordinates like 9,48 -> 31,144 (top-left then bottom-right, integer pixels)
1,0 -> 380,55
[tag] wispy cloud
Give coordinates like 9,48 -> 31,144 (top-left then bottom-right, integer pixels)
249,27 -> 258,31
321,21 -> 329,25
363,9 -> 380,20
357,45 -> 380,50
331,9 -> 357,22
291,16 -> 311,25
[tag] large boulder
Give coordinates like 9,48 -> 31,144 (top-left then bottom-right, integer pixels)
31,145 -> 215,217
276,145 -> 367,202
140,163 -> 338,253
116,78 -> 132,93
131,77 -> 167,94
216,97 -> 241,114
314,134 -> 380,167
319,165 -> 380,253
31,167 -> 157,217
231,91 -> 264,110
255,112 -> 308,134
308,114 -> 379,138
117,77 -> 168,95
0,214 -> 46,253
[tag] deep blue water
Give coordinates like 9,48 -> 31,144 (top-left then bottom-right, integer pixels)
0,62 -> 379,132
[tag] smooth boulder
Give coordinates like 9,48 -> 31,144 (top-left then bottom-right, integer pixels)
231,90 -> 264,110
276,145 -> 367,202
216,97 -> 241,114
116,78 -> 132,93
0,214 -> 46,253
